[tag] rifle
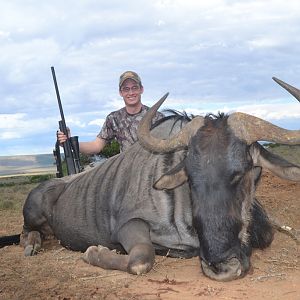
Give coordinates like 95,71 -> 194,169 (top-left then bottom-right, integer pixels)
51,66 -> 83,177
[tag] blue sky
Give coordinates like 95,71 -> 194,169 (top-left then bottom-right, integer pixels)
1,0 -> 299,156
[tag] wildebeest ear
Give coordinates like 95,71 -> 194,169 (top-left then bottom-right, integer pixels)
250,142 -> 300,181
154,162 -> 188,190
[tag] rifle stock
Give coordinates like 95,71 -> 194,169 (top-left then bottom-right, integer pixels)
51,66 -> 83,176
53,140 -> 63,178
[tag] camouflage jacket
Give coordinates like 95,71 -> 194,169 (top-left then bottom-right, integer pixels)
97,105 -> 164,152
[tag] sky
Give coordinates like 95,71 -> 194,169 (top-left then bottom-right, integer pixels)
0,0 -> 300,156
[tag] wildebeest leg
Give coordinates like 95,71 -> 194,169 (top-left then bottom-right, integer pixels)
20,230 -> 42,256
83,219 -> 155,275
20,217 -> 55,256
118,219 -> 155,274
20,179 -> 64,256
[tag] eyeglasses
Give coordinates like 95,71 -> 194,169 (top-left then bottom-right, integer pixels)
120,85 -> 140,93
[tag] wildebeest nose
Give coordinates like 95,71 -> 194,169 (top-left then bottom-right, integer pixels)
200,257 -> 247,282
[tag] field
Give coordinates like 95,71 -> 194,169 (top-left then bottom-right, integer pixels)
0,146 -> 299,300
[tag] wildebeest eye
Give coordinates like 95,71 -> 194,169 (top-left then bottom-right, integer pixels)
230,172 -> 243,185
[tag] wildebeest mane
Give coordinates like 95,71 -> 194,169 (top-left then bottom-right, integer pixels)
205,112 -> 227,119
152,110 -> 229,135
154,110 -> 228,126
151,109 -> 193,133
204,112 -> 228,126
152,109 -> 192,127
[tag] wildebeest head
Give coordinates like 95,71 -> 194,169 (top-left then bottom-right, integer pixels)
138,79 -> 300,281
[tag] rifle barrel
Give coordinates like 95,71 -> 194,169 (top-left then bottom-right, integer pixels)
51,66 -> 78,175
51,66 -> 68,135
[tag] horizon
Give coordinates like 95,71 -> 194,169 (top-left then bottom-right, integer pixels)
1,141 -> 297,158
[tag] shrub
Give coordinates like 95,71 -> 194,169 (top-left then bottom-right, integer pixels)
29,174 -> 55,183
100,140 -> 120,158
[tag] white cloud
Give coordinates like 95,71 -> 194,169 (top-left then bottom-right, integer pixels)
247,37 -> 282,49
0,113 -> 27,129
0,0 -> 300,155
1,131 -> 21,139
185,101 -> 300,124
88,119 -> 105,127
234,103 -> 300,121
0,113 -> 57,140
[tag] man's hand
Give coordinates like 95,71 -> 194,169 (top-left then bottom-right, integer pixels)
57,128 -> 70,146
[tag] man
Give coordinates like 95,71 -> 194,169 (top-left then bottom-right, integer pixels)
57,71 -> 163,154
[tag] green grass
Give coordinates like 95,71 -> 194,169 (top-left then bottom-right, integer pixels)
265,143 -> 300,165
0,174 -> 54,211
0,174 -> 55,187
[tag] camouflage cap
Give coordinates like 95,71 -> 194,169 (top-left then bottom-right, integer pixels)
119,71 -> 142,88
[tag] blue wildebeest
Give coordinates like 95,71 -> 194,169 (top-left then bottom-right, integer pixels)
1,78 -> 300,281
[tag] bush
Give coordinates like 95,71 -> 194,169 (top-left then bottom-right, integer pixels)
28,174 -> 55,183
0,182 -> 16,187
79,153 -> 91,165
100,140 -> 120,158
264,143 -> 279,149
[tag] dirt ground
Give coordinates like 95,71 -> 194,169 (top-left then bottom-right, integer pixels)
0,171 -> 299,300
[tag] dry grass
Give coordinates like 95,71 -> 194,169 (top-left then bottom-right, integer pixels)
0,183 -> 37,211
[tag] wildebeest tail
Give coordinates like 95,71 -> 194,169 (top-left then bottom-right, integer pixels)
0,234 -> 20,248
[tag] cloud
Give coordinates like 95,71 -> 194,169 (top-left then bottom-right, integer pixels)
0,0 -> 300,155
235,103 -> 300,121
0,113 -> 57,140
185,100 -> 300,116
0,113 -> 27,129
88,119 -> 105,127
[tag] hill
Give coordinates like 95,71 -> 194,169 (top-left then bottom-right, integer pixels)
0,154 -> 56,177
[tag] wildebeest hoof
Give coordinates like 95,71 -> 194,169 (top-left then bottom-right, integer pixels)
82,246 -> 99,264
128,262 -> 152,275
82,245 -> 113,267
24,244 -> 40,256
126,243 -> 155,275
97,245 -> 109,252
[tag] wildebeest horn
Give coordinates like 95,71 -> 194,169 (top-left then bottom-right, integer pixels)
228,112 -> 300,145
272,77 -> 300,103
138,93 -> 205,153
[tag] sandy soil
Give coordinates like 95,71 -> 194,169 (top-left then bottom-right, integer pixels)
0,171 -> 299,300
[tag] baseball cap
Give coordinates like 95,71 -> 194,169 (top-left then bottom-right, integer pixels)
119,71 -> 142,88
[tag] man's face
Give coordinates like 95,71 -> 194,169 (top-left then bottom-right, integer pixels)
119,79 -> 144,107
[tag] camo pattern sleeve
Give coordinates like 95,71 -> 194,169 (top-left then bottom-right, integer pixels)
97,105 -> 164,152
